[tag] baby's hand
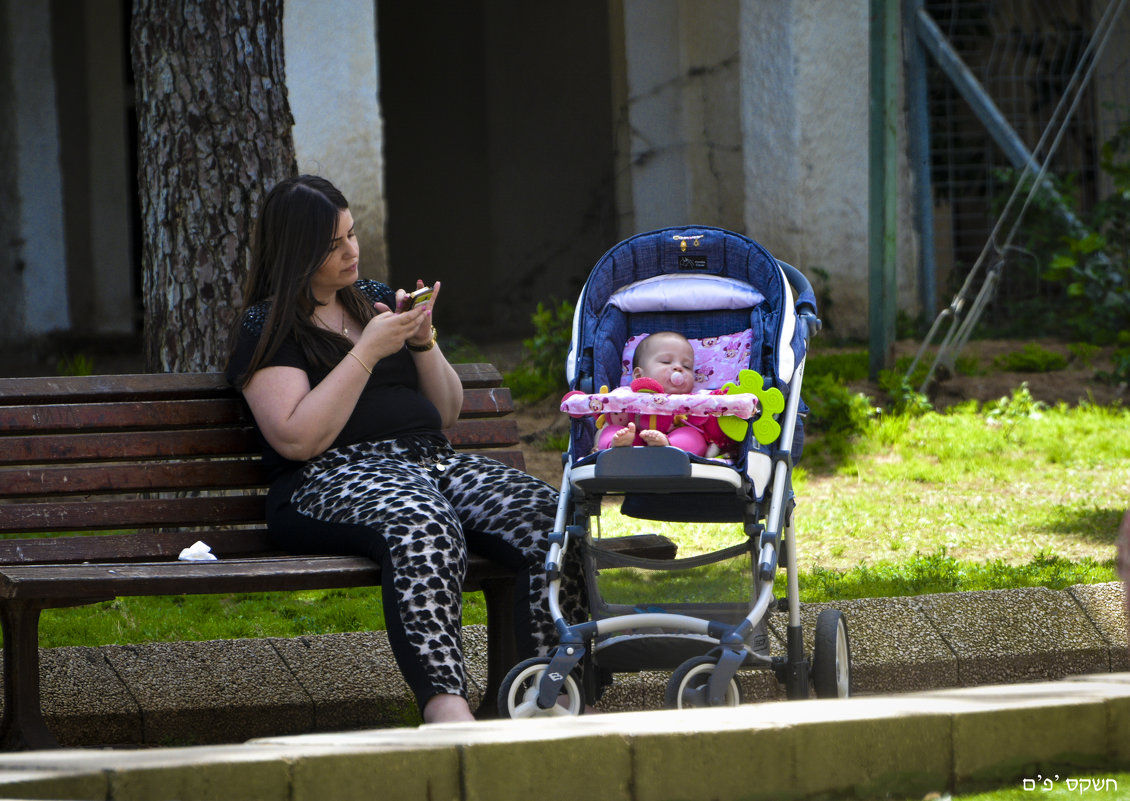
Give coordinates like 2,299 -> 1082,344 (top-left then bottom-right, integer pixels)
611,423 -> 637,447
639,429 -> 670,447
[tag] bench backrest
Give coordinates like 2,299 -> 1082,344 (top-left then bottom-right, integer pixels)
0,365 -> 522,564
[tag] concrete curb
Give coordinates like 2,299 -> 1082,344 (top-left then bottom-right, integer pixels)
22,582 -> 1130,748
0,674 -> 1127,801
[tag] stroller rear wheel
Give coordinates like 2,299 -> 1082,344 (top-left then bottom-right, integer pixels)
498,657 -> 583,718
812,609 -> 851,698
665,656 -> 742,709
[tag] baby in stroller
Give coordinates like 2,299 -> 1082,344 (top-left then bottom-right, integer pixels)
598,331 -> 734,457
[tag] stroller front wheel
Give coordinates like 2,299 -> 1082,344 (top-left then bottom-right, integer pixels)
665,656 -> 742,709
498,657 -> 583,718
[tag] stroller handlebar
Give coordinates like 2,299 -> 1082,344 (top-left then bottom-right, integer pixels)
776,260 -> 822,338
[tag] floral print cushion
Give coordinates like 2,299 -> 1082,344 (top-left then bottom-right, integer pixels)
560,387 -> 758,419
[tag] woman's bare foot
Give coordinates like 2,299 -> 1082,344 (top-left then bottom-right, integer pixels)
422,693 -> 476,723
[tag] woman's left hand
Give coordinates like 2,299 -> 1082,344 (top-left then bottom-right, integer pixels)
374,280 -> 440,347
406,279 -> 440,346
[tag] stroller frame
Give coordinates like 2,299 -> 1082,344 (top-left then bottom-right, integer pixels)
498,227 -> 850,716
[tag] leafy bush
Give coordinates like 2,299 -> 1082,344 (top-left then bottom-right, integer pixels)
503,299 -> 575,401
1040,121 -> 1130,346
878,370 -> 933,416
1096,330 -> 1130,385
806,349 -> 869,382
804,375 -> 875,436
991,343 -> 1068,373
56,353 -> 94,376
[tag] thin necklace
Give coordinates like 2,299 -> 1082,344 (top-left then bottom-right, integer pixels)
313,307 -> 348,336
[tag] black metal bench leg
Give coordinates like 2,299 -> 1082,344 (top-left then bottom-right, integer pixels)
0,601 -> 58,750
474,576 -> 517,719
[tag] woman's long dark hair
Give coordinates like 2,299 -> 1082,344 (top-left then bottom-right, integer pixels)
230,175 -> 377,387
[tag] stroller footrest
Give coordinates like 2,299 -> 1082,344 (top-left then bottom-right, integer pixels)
571,447 -> 744,495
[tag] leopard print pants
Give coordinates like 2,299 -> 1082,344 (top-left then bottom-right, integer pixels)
284,433 -> 587,709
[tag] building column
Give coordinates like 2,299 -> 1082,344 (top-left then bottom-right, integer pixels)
739,0 -> 916,339
1,0 -> 70,339
284,0 -> 388,280
614,0 -> 744,236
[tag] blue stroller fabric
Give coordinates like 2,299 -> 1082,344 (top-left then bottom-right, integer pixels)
566,226 -> 815,514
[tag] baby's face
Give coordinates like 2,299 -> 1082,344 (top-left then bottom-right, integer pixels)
634,335 -> 695,394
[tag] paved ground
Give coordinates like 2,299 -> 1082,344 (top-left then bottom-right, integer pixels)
23,581 -> 1129,748
1,673 -> 1128,801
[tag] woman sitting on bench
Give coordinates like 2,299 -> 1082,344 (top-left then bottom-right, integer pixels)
226,175 -> 586,724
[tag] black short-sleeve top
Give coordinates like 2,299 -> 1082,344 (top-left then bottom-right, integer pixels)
226,279 -> 443,480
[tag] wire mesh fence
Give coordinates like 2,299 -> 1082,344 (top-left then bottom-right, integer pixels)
925,0 -> 1130,330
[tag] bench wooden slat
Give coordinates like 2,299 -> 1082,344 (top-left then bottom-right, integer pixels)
0,552 -> 518,601
0,399 -> 248,433
0,557 -> 383,599
0,387 -> 511,435
0,461 -> 267,498
2,420 -> 517,466
457,387 -> 514,418
0,373 -> 233,404
0,429 -> 259,466
466,450 -> 525,471
0,364 -> 504,405
0,536 -> 674,600
443,418 -> 519,449
0,496 -> 266,533
0,529 -> 275,564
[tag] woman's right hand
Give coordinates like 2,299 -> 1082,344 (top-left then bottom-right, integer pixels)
356,296 -> 431,363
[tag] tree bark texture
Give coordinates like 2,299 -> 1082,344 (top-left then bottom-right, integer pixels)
131,0 -> 296,372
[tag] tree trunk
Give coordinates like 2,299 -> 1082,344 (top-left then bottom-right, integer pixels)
131,0 -> 296,372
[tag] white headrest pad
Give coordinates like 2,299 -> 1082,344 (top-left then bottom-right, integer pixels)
608,274 -> 764,313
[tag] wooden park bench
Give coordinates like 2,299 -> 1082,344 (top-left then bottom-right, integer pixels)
0,365 -> 676,749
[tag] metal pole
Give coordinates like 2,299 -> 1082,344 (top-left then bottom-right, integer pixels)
869,0 -> 899,379
904,0 -> 936,324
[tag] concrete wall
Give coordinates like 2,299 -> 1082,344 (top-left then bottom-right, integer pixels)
284,0 -> 388,282
52,0 -> 136,336
0,1 -> 19,344
617,0 -> 745,236
0,0 -> 938,349
375,0 -> 617,337
741,0 -> 917,339
82,2 -> 135,335
1,0 -> 70,342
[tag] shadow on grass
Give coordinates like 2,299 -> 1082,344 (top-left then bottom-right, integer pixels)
1036,507 -> 1125,546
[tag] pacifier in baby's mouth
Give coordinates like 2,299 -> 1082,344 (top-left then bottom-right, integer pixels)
669,371 -> 688,389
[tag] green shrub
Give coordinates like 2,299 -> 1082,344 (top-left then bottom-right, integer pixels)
1096,330 -> 1130,385
503,299 -> 575,401
1067,341 -> 1101,367
56,353 -> 94,376
1041,121 -> 1130,342
991,343 -> 1068,373
806,349 -> 869,382
878,369 -> 933,416
804,374 -> 875,436
441,334 -> 486,365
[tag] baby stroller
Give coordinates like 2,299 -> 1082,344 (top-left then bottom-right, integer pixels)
497,226 -> 851,716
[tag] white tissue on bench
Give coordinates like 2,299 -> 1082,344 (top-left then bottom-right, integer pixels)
178,541 -> 218,562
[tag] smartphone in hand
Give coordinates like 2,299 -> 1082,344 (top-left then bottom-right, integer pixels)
398,285 -> 434,312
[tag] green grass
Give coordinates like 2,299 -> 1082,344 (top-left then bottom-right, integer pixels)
31,391 -> 1130,649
